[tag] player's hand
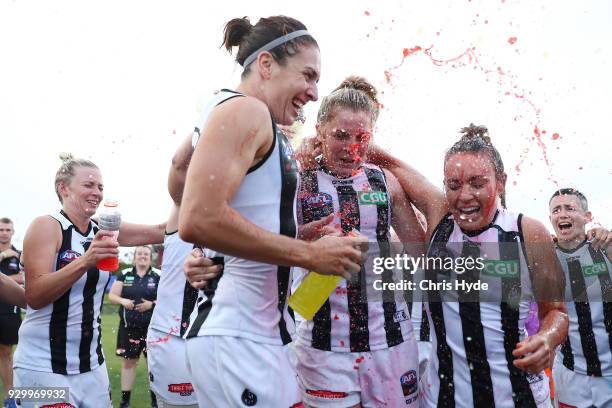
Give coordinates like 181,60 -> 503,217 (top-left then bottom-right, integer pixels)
184,248 -> 222,289
308,234 -> 369,280
81,230 -> 119,269
512,333 -> 554,374
298,214 -> 340,241
120,298 -> 135,310
0,248 -> 19,259
294,136 -> 321,171
587,227 -> 612,252
134,298 -> 153,312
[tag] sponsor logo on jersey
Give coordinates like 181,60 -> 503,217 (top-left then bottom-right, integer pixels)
357,191 -> 387,206
58,250 -> 81,268
40,404 -> 75,408
482,260 -> 519,278
393,309 -> 409,323
168,383 -> 194,396
241,388 -> 257,406
305,390 -> 348,399
582,262 -> 609,277
303,192 -> 333,208
400,370 -> 418,404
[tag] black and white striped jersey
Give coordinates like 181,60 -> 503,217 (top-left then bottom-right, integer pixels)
294,164 -> 413,352
422,210 -> 548,408
148,232 -> 197,337
184,90 -> 298,346
14,211 -> 109,374
556,240 -> 612,377
404,266 -> 430,343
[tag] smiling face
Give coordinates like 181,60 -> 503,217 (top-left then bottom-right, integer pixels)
134,246 -> 152,269
444,152 -> 506,231
549,194 -> 590,247
264,45 -> 320,125
317,107 -> 373,177
59,166 -> 103,217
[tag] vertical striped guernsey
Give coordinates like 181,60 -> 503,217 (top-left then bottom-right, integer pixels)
421,209 -> 549,407
295,164 -> 412,352
14,211 -> 109,374
556,240 -> 612,377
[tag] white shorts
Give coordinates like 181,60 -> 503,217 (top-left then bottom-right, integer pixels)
13,362 -> 111,408
553,358 -> 612,408
289,339 -> 419,407
417,341 -> 432,379
185,335 -> 301,407
146,328 -> 198,406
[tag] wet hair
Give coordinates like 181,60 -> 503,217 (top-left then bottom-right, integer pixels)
549,188 -> 589,211
317,75 -> 380,125
222,16 -> 318,78
445,124 -> 507,208
54,153 -> 99,203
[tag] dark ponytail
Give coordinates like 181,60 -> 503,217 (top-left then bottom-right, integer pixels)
445,123 -> 507,208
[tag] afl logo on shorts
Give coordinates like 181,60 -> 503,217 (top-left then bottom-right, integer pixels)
58,250 -> 81,268
400,370 -> 418,404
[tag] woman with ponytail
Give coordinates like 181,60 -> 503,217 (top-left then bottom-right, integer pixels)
179,16 -> 368,408
13,154 -> 164,408
364,125 -> 568,407
290,76 -> 425,407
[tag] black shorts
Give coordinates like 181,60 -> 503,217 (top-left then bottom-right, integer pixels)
0,313 -> 21,345
115,322 -> 129,356
122,325 -> 148,359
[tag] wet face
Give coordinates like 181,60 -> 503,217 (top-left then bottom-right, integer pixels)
0,223 -> 14,246
134,247 -> 152,269
549,194 -> 590,244
444,152 -> 505,231
60,166 -> 103,217
266,45 -> 320,126
317,108 -> 372,177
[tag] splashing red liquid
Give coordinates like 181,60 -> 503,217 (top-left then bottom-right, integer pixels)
383,41 -> 559,186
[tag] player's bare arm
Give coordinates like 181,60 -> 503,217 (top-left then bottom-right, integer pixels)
513,216 -> 568,374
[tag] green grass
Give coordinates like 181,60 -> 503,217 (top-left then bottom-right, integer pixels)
101,298 -> 152,408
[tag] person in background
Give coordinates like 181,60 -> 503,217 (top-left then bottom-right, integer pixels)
0,218 -> 23,408
548,188 -> 612,408
109,246 -> 160,408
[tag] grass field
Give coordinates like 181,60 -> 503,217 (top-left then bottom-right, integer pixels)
101,299 -> 153,408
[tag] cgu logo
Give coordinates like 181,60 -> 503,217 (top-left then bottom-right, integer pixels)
304,193 -> 333,207
357,191 -> 387,206
482,260 -> 519,278
583,262 -> 609,277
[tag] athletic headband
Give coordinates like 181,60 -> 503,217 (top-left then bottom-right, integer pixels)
242,29 -> 310,68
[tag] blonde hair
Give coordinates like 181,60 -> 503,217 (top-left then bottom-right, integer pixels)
54,153 -> 99,203
317,75 -> 380,125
